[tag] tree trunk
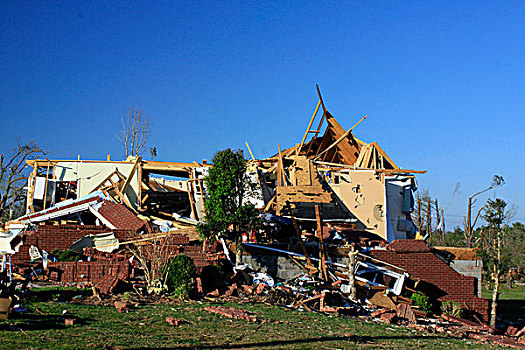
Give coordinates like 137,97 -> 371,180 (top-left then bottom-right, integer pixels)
490,269 -> 500,328
235,236 -> 243,265
466,196 -> 472,248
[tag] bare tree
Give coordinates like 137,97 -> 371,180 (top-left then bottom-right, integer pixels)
0,142 -> 45,226
117,106 -> 151,158
463,175 -> 504,248
123,232 -> 179,293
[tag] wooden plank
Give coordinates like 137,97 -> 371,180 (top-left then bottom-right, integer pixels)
298,99 -> 321,155
92,170 -> 120,192
42,165 -> 50,210
187,174 -> 198,220
245,141 -> 256,161
120,156 -> 142,193
316,205 -> 328,281
277,145 -> 285,187
316,84 -> 327,112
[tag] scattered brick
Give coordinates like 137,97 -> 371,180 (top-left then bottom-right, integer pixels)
206,289 -> 220,297
114,301 -> 130,313
380,312 -> 397,324
204,306 -> 258,322
166,317 -> 185,326
64,318 -> 77,326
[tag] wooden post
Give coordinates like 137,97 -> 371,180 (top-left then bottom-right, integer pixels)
277,145 -> 284,187
315,205 -> 327,281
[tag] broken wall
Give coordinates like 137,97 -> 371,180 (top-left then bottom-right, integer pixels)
329,170 -> 387,238
370,240 -> 489,322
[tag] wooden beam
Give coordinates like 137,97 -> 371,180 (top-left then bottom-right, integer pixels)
187,173 -> 198,220
316,84 -> 327,113
298,99 -> 321,155
313,115 -> 367,161
120,156 -> 142,193
245,141 -> 256,161
370,142 -> 399,169
316,205 -> 328,281
277,145 -> 285,187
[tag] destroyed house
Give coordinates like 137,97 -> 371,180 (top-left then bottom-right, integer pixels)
19,87 -> 423,244
0,86 -> 494,325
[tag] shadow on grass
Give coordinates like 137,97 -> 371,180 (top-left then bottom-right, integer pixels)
0,313 -> 93,331
132,334 -> 451,349
25,288 -> 91,303
493,299 -> 525,323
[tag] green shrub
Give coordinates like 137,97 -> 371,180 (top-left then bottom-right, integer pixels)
165,255 -> 196,299
410,291 -> 432,315
441,300 -> 463,318
51,249 -> 82,262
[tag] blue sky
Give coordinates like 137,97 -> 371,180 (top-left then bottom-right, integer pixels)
1,1 -> 524,227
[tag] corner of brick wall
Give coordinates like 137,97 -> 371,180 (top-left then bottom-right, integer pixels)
370,249 -> 489,322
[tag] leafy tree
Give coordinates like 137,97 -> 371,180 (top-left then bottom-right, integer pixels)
197,148 -> 260,263
480,197 -> 509,328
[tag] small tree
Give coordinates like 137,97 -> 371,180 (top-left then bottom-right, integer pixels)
197,148 -> 260,264
117,106 -> 151,158
463,175 -> 504,248
0,142 -> 45,226
481,197 -> 509,328
124,233 -> 179,294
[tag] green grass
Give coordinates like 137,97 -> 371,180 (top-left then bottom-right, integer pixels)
482,283 -> 525,324
0,288 -> 508,350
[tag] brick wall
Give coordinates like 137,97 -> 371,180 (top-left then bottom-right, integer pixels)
13,224 -> 222,279
370,241 -> 489,322
47,260 -> 130,284
13,224 -> 135,263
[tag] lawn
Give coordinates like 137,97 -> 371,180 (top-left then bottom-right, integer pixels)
0,287 -> 508,350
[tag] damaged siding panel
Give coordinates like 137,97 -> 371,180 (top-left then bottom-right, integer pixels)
54,162 -> 141,209
330,170 -> 388,240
